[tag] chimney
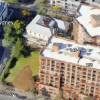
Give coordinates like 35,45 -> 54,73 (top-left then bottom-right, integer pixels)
71,51 -> 80,58
90,14 -> 100,27
52,43 -> 60,52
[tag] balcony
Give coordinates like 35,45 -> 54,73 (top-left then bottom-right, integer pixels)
96,83 -> 100,86
61,79 -> 65,82
42,63 -> 45,66
56,62 -> 59,65
91,87 -> 94,90
51,68 -> 54,71
51,65 -> 55,67
72,70 -> 75,73
83,72 -> 86,76
47,67 -> 50,70
56,66 -> 59,69
50,80 -> 54,83
81,88 -> 85,91
42,66 -> 45,69
82,80 -> 86,83
41,70 -> 45,73
47,64 -> 50,67
67,68 -> 70,70
92,78 -> 95,81
93,71 -> 96,74
83,76 -> 86,79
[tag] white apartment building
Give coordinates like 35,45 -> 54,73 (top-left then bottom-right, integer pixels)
49,0 -> 80,10
23,14 -> 70,47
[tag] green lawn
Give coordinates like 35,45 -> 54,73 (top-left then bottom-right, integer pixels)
34,0 -> 45,4
5,51 -> 39,83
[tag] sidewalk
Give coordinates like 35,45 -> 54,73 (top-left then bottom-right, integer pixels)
0,84 -> 35,99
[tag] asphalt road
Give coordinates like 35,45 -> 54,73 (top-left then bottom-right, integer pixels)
9,2 -> 40,11
0,39 -> 11,65
0,93 -> 25,100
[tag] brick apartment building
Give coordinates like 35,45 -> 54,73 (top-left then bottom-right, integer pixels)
37,36 -> 100,100
73,3 -> 100,45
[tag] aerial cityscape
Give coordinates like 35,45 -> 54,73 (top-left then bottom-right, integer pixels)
0,0 -> 100,100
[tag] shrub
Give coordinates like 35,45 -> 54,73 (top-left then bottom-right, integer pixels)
52,6 -> 59,10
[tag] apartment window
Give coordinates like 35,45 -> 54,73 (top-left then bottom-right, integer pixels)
96,83 -> 100,86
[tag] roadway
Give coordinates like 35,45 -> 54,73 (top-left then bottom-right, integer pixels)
9,2 -> 40,11
0,94 -> 25,100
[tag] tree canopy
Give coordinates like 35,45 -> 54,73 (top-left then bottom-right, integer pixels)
11,38 -> 23,58
13,20 -> 26,35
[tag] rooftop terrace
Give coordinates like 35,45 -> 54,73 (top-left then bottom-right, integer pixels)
41,37 -> 100,69
75,4 -> 100,37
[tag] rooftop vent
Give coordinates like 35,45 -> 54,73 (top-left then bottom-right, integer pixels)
90,14 -> 100,27
52,43 -> 60,52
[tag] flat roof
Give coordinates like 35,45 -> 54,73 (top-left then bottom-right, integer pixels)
75,4 -> 100,37
0,5 -> 4,15
91,14 -> 100,21
26,15 -> 70,38
41,37 -> 100,70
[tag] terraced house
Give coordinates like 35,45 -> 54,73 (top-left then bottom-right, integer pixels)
38,36 -> 100,100
73,3 -> 100,45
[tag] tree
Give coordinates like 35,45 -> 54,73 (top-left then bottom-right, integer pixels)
6,0 -> 18,2
13,20 -> 26,35
11,38 -> 23,58
3,25 -> 13,34
37,8 -> 46,15
2,39 -> 12,47
22,10 -> 32,16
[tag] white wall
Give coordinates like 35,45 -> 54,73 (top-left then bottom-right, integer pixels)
27,29 -> 49,41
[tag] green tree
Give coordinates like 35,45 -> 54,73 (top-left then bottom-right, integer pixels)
6,0 -> 18,2
22,10 -> 32,16
11,38 -> 23,58
13,20 -> 26,35
37,8 -> 46,15
3,25 -> 12,34
2,39 -> 12,47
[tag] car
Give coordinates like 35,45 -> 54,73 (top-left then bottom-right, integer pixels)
0,90 -> 4,94
3,57 -> 8,62
12,93 -> 18,98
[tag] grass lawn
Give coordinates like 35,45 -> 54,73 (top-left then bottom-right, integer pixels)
34,0 -> 45,4
5,51 -> 39,83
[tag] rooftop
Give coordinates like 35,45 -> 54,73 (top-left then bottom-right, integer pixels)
75,4 -> 100,37
91,14 -> 100,21
26,15 -> 70,38
41,37 -> 100,70
0,5 -> 5,16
